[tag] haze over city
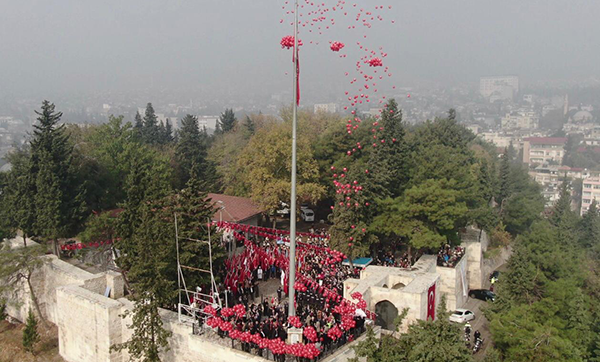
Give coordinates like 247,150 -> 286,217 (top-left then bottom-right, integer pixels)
1,0 -> 599,100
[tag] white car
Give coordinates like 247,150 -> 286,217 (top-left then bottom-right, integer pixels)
301,208 -> 315,222
449,309 -> 475,323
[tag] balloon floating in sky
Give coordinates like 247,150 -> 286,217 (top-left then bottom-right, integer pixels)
330,41 -> 345,52
366,57 -> 383,67
280,35 -> 303,49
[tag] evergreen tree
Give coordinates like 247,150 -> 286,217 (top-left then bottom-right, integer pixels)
114,191 -> 177,361
369,99 -> 409,198
2,148 -> 35,245
580,200 -> 600,249
218,108 -> 237,133
29,101 -> 87,253
163,118 -> 174,144
243,115 -> 255,136
371,179 -> 468,256
22,309 -> 40,354
175,114 -> 218,190
498,148 -> 512,206
134,111 -> 143,136
551,181 -> 573,226
142,103 -> 160,145
173,177 -> 226,287
448,108 -> 457,121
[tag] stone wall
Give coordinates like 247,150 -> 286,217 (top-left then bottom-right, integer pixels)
462,227 -> 489,290
436,255 -> 468,311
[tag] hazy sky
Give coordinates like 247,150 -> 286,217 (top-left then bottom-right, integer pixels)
1,0 -> 599,99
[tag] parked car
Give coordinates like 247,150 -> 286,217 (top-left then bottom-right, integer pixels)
449,309 -> 475,323
469,289 -> 496,302
301,208 -> 315,222
276,202 -> 290,216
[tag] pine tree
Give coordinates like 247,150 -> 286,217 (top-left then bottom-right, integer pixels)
175,114 -> 218,190
142,103 -> 160,145
164,118 -> 174,144
29,101 -> 86,253
369,99 -> 409,198
244,115 -> 255,136
329,165 -> 377,264
448,108 -> 457,121
134,111 -> 143,136
580,200 -> 600,249
113,199 -> 175,362
551,181 -> 573,226
22,309 -> 40,354
173,177 -> 226,287
34,151 -> 63,254
2,148 -> 35,246
218,109 -> 237,133
498,148 -> 512,207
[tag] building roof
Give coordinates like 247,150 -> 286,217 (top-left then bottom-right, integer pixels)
208,193 -> 264,223
524,137 -> 567,145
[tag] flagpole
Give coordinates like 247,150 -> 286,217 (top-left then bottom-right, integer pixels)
288,0 -> 299,319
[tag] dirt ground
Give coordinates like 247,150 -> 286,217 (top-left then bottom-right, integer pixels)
0,320 -> 64,362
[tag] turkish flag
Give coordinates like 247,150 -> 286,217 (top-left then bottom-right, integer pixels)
427,283 -> 436,321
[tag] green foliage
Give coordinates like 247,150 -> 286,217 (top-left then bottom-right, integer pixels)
175,114 -> 218,191
0,242 -> 48,321
328,161 -> 377,261
372,179 -> 468,251
22,309 -> 40,354
236,121 -> 325,214
580,200 -> 600,250
142,103 -> 161,145
1,148 -> 35,243
369,99 -> 409,198
112,290 -> 171,362
487,215 -> 599,361
352,296 -> 472,362
243,115 -> 255,136
173,177 -> 226,287
218,108 -> 237,134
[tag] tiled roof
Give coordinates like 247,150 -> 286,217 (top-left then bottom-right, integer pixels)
208,193 -> 264,223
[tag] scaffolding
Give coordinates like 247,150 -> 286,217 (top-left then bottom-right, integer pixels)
175,215 -> 222,332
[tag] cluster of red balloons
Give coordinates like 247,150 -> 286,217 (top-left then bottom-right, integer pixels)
330,41 -> 345,51
327,325 -> 343,341
366,57 -> 383,67
209,316 -> 321,359
280,35 -> 303,49
341,314 -> 356,330
220,307 -> 235,318
203,305 -> 217,317
233,304 -> 246,318
294,281 -> 309,292
303,326 -> 318,342
288,315 -> 303,328
351,291 -> 363,300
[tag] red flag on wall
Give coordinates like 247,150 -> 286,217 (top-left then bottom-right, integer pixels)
427,283 -> 436,321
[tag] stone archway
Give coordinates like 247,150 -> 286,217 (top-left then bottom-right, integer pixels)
375,300 -> 398,330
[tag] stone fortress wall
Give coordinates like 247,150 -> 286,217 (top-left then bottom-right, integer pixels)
3,237 -> 370,362
3,227 -> 509,362
343,227 -> 506,331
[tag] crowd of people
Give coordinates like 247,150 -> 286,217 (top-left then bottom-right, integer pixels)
375,251 -> 412,269
437,245 -> 465,267
201,222 -> 370,360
